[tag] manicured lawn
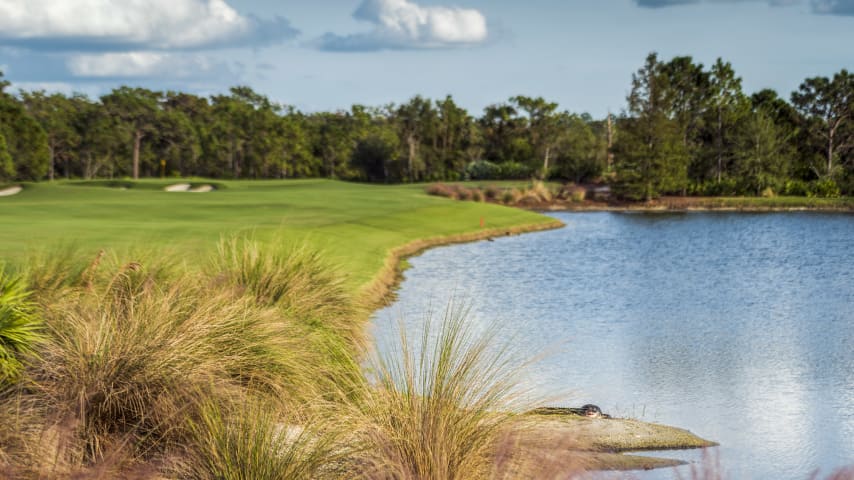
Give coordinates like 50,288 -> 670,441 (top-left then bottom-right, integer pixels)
0,179 -> 553,289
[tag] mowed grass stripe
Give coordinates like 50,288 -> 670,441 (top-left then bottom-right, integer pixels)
0,180 -> 554,289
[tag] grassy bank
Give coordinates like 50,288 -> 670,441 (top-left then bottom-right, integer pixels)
0,180 -> 556,292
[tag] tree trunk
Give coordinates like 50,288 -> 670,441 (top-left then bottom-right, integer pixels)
827,125 -> 834,178
407,133 -> 417,183
606,113 -> 614,170
716,107 -> 723,183
542,146 -> 551,179
133,130 -> 143,179
48,143 -> 55,181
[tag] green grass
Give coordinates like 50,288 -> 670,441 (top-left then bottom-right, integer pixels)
703,195 -> 854,209
0,180 -> 553,290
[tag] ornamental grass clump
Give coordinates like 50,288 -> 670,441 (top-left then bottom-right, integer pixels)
27,260 -> 320,467
182,397 -> 347,480
211,237 -> 365,396
356,306 -> 532,480
425,183 -> 456,199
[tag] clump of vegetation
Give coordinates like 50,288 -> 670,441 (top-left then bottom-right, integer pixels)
425,183 -> 456,199
0,240 -> 367,476
182,397 -> 345,480
483,185 -> 502,200
355,307 -> 531,480
501,189 -> 522,204
0,268 -> 43,384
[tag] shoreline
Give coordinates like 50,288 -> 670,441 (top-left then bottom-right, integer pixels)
539,204 -> 854,213
358,218 -> 565,310
356,214 -> 716,472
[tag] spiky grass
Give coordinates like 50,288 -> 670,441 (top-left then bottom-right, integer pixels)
356,306 -> 532,480
211,236 -> 366,400
29,262 -> 321,465
183,397 -> 346,480
0,268 -> 43,384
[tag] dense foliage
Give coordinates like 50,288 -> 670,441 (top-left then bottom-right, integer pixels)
1,53 -> 852,198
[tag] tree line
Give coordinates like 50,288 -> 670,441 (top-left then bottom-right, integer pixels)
1,53 -> 852,198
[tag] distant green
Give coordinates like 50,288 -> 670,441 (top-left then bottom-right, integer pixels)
0,180 -> 553,289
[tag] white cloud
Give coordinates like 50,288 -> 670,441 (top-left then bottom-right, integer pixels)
0,0 -> 297,51
67,52 -> 236,80
316,0 -> 488,52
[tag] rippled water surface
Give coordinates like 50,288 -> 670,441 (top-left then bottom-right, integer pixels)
372,212 -> 854,480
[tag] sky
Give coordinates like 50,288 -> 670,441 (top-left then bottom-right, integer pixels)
0,0 -> 852,117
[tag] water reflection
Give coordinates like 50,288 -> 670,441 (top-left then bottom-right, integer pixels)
371,212 -> 854,480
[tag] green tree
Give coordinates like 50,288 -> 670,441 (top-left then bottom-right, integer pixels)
510,96 -> 560,178
0,75 -> 50,180
434,95 -> 472,180
707,58 -> 748,183
396,96 -> 435,182
101,87 -> 161,179
0,131 -> 13,180
613,53 -> 689,200
21,91 -> 82,180
791,69 -> 854,179
734,110 -> 792,194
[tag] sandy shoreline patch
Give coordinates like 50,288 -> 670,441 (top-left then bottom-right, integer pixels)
0,186 -> 22,197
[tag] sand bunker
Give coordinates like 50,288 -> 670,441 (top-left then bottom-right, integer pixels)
164,183 -> 191,192
0,186 -> 22,197
188,185 -> 214,193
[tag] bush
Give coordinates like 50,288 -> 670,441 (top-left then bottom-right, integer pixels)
471,189 -> 485,202
501,189 -> 522,205
183,398 -> 344,480
808,179 -> 841,198
483,185 -> 502,201
356,307 -> 529,480
465,161 -> 502,180
498,162 -> 534,180
782,180 -> 810,197
425,183 -> 455,199
0,269 -> 43,385
28,260 -> 328,464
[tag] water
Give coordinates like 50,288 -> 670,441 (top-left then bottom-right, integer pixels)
371,212 -> 854,480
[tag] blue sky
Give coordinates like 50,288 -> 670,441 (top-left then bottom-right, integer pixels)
0,0 -> 852,117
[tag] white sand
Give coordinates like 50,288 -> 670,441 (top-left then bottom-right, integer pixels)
164,183 -> 191,192
0,186 -> 22,197
188,185 -> 214,193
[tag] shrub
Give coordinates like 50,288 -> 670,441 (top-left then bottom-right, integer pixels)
498,162 -> 534,180
483,185 -> 502,201
425,183 -> 455,199
527,181 -> 553,203
356,307 -> 529,480
212,237 -> 356,329
470,188 -> 485,202
501,189 -> 521,205
565,185 -> 587,203
760,187 -> 775,198
183,398 -> 344,480
466,161 -> 502,180
782,180 -> 810,197
808,179 -> 841,198
29,264 -> 317,463
455,187 -> 473,201
0,269 -> 43,385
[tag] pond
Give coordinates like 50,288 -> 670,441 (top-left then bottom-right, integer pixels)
371,212 -> 854,480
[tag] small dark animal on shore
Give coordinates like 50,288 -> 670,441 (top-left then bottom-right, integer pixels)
530,404 -> 612,419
